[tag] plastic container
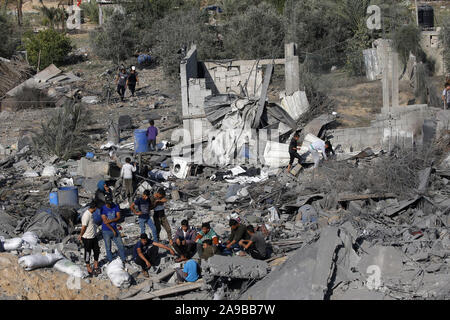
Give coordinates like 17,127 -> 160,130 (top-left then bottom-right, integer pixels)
134,129 -> 148,153
57,186 -> 79,207
49,192 -> 58,206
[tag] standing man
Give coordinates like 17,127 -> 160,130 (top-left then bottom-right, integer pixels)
195,222 -> 219,257
126,66 -> 139,97
170,219 -> 197,262
134,233 -> 175,278
78,202 -> 101,276
223,219 -> 249,254
238,225 -> 268,260
146,120 -> 158,151
309,139 -> 331,169
130,190 -> 159,242
101,200 -> 126,262
286,132 -> 302,172
152,188 -> 172,242
120,157 -> 136,203
116,67 -> 128,101
442,82 -> 450,110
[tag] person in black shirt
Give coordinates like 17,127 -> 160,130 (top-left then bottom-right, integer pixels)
133,233 -> 175,278
126,66 -> 139,97
287,132 -> 302,172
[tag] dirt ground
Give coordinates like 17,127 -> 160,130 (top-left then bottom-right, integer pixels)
0,253 -> 119,300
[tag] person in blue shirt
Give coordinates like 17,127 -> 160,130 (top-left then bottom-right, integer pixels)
175,259 -> 199,283
101,200 -> 126,262
130,190 -> 159,241
134,233 -> 175,278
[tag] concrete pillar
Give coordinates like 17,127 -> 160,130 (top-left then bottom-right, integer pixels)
382,45 -> 390,112
284,42 -> 300,96
98,5 -> 103,25
391,52 -> 399,108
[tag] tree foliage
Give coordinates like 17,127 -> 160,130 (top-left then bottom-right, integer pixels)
33,101 -> 91,160
221,2 -> 285,60
150,7 -> 218,75
0,12 -> 20,58
90,10 -> 135,64
23,28 -> 72,69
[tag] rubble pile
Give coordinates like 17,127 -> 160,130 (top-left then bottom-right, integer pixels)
0,44 -> 449,300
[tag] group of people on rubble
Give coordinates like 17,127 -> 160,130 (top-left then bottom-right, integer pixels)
78,178 -> 269,281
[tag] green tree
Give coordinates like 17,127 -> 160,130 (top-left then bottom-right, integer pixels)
0,12 -> 20,58
23,28 -> 72,69
221,2 -> 285,60
150,7 -> 218,75
392,23 -> 422,69
90,10 -> 136,64
33,101 -> 91,160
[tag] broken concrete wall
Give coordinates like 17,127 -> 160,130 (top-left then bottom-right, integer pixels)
420,30 -> 445,76
363,48 -> 382,81
329,105 -> 431,153
77,158 -> 110,178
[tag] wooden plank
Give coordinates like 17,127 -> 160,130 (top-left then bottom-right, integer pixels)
338,193 -> 396,202
125,279 -> 204,300
252,63 -> 273,128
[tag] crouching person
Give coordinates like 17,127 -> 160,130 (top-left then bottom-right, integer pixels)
175,259 -> 199,284
134,233 -> 175,278
195,222 -> 219,258
238,225 -> 268,260
170,219 -> 197,262
78,202 -> 101,277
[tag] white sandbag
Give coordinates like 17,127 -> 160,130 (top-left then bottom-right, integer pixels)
3,237 -> 23,251
53,259 -> 86,278
106,258 -> 130,288
18,251 -> 63,271
21,232 -> 39,247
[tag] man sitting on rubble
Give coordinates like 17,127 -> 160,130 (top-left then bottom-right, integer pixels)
130,190 -> 159,242
238,225 -> 268,260
195,222 -> 219,258
221,219 -> 250,255
309,139 -> 331,169
133,233 -> 175,278
200,239 -> 215,260
175,258 -> 200,284
95,180 -> 114,208
101,200 -> 126,263
286,132 -> 302,173
152,188 -> 172,242
170,219 -> 197,262
78,202 -> 101,276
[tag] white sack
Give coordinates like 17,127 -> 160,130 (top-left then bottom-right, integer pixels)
3,238 -> 23,251
106,258 -> 130,288
53,259 -> 86,278
18,251 -> 63,271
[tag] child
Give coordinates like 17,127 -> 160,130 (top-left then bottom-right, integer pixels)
147,120 -> 158,151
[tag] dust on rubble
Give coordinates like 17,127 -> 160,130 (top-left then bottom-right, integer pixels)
0,253 -> 119,300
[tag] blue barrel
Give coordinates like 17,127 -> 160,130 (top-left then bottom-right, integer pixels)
57,186 -> 79,207
134,129 -> 148,153
49,192 -> 58,206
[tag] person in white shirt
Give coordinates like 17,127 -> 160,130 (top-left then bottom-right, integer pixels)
442,82 -> 450,109
78,202 -> 101,277
309,139 -> 331,169
120,157 -> 136,202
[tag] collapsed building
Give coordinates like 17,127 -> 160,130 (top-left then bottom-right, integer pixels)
0,35 -> 449,300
